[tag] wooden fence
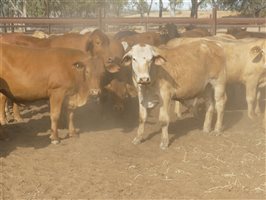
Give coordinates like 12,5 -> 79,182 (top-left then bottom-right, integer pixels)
0,8 -> 265,34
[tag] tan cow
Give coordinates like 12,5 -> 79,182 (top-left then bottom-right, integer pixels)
227,27 -> 266,39
0,42 -> 115,143
167,37 -> 266,119
122,41 -> 227,149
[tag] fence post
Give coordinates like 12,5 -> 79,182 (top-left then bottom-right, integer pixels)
97,3 -> 103,31
211,6 -> 217,35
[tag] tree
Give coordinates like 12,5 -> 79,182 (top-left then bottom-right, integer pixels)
159,0 -> 163,17
132,0 -> 149,18
218,0 -> 266,17
190,0 -> 206,18
169,0 -> 183,17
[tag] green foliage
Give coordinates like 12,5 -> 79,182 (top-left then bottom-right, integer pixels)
215,0 -> 266,17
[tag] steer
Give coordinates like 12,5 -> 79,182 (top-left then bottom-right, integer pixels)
0,42 -> 113,143
122,41 -> 227,149
167,37 -> 266,119
1,29 -> 124,124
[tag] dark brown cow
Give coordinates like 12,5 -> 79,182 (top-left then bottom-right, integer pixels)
103,79 -> 137,112
0,42 -> 109,143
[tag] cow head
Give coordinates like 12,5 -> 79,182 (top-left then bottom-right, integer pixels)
86,29 -> 124,73
121,44 -> 166,85
250,45 -> 265,68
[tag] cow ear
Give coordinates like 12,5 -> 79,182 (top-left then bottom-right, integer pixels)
121,54 -> 132,66
106,64 -> 120,73
121,41 -> 129,51
153,55 -> 166,65
250,46 -> 263,63
91,29 -> 110,45
126,84 -> 137,97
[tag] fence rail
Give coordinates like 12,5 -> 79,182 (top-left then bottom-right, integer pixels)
1,15 -> 265,34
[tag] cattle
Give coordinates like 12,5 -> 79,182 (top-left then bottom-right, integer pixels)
1,30 -> 125,124
103,79 -> 137,112
167,37 -> 266,120
1,32 -> 92,51
113,30 -> 138,40
32,30 -> 49,38
87,29 -> 125,71
118,31 -> 162,51
0,42 -> 119,143
227,27 -> 266,39
159,23 -> 180,44
121,41 -> 227,149
180,27 -> 211,37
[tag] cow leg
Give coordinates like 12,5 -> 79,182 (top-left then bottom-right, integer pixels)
13,103 -> 23,122
246,80 -> 258,119
203,88 -> 215,133
67,108 -> 78,137
255,89 -> 261,115
0,94 -> 7,125
158,91 -> 171,150
132,101 -> 147,145
213,84 -> 227,133
174,101 -> 183,118
264,102 -> 266,133
49,91 -> 65,144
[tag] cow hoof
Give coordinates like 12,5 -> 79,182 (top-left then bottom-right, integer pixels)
15,118 -> 23,123
132,137 -> 142,145
69,133 -> 79,138
203,128 -> 211,133
0,120 -> 7,125
160,143 -> 168,150
51,140 -> 60,145
213,129 -> 223,136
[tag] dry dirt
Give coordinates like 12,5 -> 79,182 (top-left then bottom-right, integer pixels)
0,96 -> 265,199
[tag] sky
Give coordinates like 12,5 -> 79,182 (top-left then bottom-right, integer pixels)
151,0 -> 192,10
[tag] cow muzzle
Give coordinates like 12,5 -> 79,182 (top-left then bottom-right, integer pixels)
137,77 -> 151,85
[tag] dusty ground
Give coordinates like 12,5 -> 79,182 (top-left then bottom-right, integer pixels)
0,96 -> 265,199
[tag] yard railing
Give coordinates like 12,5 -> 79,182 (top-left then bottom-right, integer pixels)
0,9 -> 265,34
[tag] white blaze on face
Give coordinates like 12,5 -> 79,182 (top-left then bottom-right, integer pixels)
129,44 -> 154,84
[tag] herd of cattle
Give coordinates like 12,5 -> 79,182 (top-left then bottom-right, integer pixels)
0,23 -> 265,149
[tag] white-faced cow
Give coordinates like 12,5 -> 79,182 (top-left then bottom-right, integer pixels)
122,41 -> 227,149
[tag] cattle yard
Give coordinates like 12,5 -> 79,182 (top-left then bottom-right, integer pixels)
0,11 -> 266,200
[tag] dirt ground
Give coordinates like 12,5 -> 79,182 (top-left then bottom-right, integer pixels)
0,95 -> 265,199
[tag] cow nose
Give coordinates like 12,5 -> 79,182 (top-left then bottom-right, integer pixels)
138,77 -> 151,84
89,89 -> 101,96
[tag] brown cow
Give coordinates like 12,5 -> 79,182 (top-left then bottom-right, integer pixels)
1,32 -> 92,51
0,42 -> 112,143
0,29 -> 125,124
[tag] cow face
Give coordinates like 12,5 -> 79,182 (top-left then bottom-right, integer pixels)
250,45 -> 266,68
85,56 -> 106,97
121,44 -> 166,85
86,29 -> 124,73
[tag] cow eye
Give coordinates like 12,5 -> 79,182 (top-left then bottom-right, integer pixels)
73,62 -> 85,69
132,57 -> 136,61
